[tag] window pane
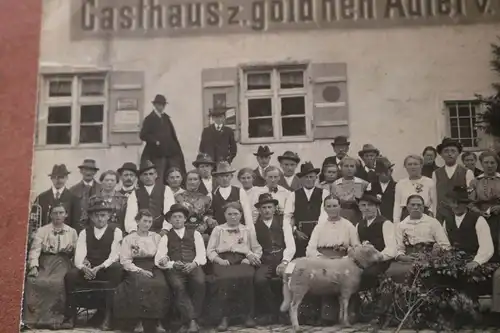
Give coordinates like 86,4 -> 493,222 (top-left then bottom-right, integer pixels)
461,139 -> 473,148
248,98 -> 272,118
281,97 -> 305,116
459,126 -> 472,138
280,71 -> 304,89
448,105 -> 457,117
79,125 -> 103,143
80,105 -> 104,123
450,126 -> 459,139
249,118 -> 273,138
48,106 -> 71,124
282,117 -> 306,136
458,118 -> 471,127
49,79 -> 72,97
450,118 -> 458,128
458,104 -> 472,117
247,73 -> 271,90
46,126 -> 71,144
81,78 -> 105,96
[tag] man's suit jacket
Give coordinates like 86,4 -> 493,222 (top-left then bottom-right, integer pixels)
355,164 -> 378,184
253,167 -> 267,187
70,180 -> 101,229
31,188 -> 80,232
278,174 -> 302,191
199,178 -> 216,196
370,180 -> 397,221
199,125 -> 237,163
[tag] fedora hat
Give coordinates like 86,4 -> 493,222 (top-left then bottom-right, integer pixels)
358,144 -> 381,158
357,190 -> 381,205
49,164 -> 70,177
152,94 -> 167,105
209,106 -> 231,117
374,156 -> 394,174
253,145 -> 274,157
165,203 -> 190,221
78,159 -> 99,171
436,137 -> 463,154
446,185 -> 472,203
87,197 -> 113,213
192,153 -> 216,167
277,151 -> 301,164
139,160 -> 156,175
212,161 -> 236,176
297,162 -> 321,178
331,136 -> 350,147
254,193 -> 279,208
117,162 -> 138,175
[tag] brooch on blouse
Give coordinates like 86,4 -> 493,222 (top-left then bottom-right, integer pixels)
237,237 -> 244,244
414,183 -> 423,193
131,244 -> 140,256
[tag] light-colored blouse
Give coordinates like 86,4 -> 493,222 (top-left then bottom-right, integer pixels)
469,173 -> 500,210
395,215 -> 450,256
207,223 -> 262,262
306,217 -> 360,258
393,176 -> 437,224
28,223 -> 78,269
331,177 -> 369,204
120,232 -> 161,272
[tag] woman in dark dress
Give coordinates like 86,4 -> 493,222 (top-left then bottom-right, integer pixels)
92,170 -> 128,230
422,146 -> 439,178
114,209 -> 170,333
462,151 -> 483,178
206,202 -> 262,331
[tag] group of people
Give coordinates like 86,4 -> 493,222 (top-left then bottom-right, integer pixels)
22,94 -> 500,332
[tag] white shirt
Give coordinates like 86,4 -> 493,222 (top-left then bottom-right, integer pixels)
124,184 -> 176,233
251,185 -> 290,219
154,228 -> 207,269
283,175 -> 295,187
444,214 -> 494,265
202,177 -> 213,199
215,124 -> 223,131
306,217 -> 360,258
379,182 -> 389,194
259,166 -> 269,178
284,187 -> 329,228
393,177 -> 437,224
435,164 -> 475,187
216,186 -> 255,233
74,226 -> 123,270
83,180 -> 94,187
260,217 -> 296,262
358,217 -> 397,261
120,185 -> 136,193
52,186 -> 65,198
396,215 -> 451,256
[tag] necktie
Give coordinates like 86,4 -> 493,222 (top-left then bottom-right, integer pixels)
55,191 -> 60,200
53,229 -> 64,236
270,187 -> 278,193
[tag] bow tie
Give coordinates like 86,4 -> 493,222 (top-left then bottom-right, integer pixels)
226,229 -> 240,234
53,229 -> 65,236
269,187 -> 278,193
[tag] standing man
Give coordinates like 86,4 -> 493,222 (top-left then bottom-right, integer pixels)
70,159 -> 101,229
277,151 -> 301,191
140,94 -> 186,183
356,144 -> 381,183
320,136 -> 350,182
198,106 -> 237,164
253,146 -> 274,187
117,162 -> 138,197
369,157 -> 397,220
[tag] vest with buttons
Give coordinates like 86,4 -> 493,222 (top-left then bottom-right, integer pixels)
135,182 -> 165,231
445,211 -> 480,255
435,166 -> 467,216
255,215 -> 286,258
167,228 -> 196,263
357,215 -> 387,252
294,187 -> 323,223
85,225 -> 116,267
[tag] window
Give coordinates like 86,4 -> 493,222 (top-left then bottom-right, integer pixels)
445,100 -> 479,149
241,66 -> 310,142
38,74 -> 107,146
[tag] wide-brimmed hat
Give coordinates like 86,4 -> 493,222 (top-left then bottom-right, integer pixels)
87,198 -> 113,213
436,138 -> 463,154
209,106 -> 231,117
357,190 -> 381,205
152,94 -> 167,105
192,153 -> 216,167
49,164 -> 70,177
374,156 -> 394,174
78,159 -> 99,171
297,162 -> 321,178
331,136 -> 350,147
165,203 -> 190,220
358,144 -> 380,158
446,185 -> 472,203
117,162 -> 138,175
254,145 -> 274,157
139,160 -> 156,175
254,193 -> 279,208
212,161 -> 236,176
277,151 -> 300,164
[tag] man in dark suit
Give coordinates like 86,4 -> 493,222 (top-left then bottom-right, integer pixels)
117,162 -> 138,197
320,136 -> 350,182
355,144 -> 381,183
253,146 -> 274,187
70,159 -> 101,230
192,153 -> 216,198
29,164 -> 80,238
369,157 -> 397,220
198,106 -> 237,164
139,94 -> 186,183
277,151 -> 301,191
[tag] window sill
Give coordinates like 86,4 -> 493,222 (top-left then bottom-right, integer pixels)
240,136 -> 314,145
35,143 -> 111,151
462,146 -> 486,153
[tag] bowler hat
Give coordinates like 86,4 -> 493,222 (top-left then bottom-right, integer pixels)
253,145 -> 274,157
297,162 -> 321,178
436,138 -> 463,154
254,193 -> 279,208
139,160 -> 156,175
277,151 -> 301,164
78,159 -> 99,171
87,198 -> 113,213
358,144 -> 381,158
49,164 -> 70,177
331,136 -> 350,147
357,190 -> 381,205
152,94 -> 167,105
209,106 -> 231,117
117,162 -> 138,175
165,203 -> 190,221
446,185 -> 472,203
192,153 -> 216,167
212,161 -> 236,176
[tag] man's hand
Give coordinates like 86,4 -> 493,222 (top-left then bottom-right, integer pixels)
241,259 -> 250,265
28,267 -> 38,278
90,265 -> 103,277
81,266 -> 96,280
295,230 -> 309,241
206,217 -> 218,229
246,253 -> 261,266
465,261 -> 480,272
397,255 -> 415,263
83,259 -> 91,268
215,257 -> 230,266
158,256 -> 170,267
182,262 -> 198,273
159,229 -> 168,237
276,262 -> 288,276
139,269 -> 154,278
173,262 -> 185,270
196,223 -> 208,234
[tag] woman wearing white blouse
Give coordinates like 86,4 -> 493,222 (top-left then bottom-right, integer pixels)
393,155 -> 437,224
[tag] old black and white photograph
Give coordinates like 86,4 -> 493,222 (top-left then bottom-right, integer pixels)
19,0 -> 500,332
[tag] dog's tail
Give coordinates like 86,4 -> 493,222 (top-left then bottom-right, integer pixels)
280,277 -> 292,312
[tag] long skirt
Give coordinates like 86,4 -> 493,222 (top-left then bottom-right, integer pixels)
114,258 -> 170,319
23,254 -> 73,328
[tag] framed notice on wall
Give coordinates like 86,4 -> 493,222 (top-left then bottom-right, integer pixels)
112,98 -> 141,132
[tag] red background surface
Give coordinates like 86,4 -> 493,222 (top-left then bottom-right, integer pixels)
0,0 -> 41,331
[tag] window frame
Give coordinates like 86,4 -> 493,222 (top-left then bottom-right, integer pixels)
37,73 -> 109,149
444,99 -> 481,151
239,64 -> 312,144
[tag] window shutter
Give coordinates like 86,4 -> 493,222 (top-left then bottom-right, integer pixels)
108,71 -> 145,147
201,67 -> 240,141
310,63 -> 349,139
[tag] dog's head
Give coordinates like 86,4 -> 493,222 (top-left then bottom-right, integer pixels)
347,242 -> 384,269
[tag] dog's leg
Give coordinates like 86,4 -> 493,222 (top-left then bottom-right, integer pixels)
338,294 -> 351,327
289,290 -> 307,333
280,277 -> 292,312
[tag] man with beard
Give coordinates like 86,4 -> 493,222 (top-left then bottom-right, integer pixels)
70,159 -> 101,229
117,162 -> 138,197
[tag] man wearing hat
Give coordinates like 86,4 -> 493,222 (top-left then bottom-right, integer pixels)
192,153 -> 216,197
70,159 -> 101,229
117,162 -> 138,197
198,106 -> 237,164
29,164 -> 80,236
369,157 -> 397,220
355,143 -> 381,183
433,138 -> 475,223
283,162 -> 329,258
320,136 -> 350,182
253,193 -> 295,324
251,166 -> 290,221
64,198 -> 124,330
139,94 -> 186,184
277,151 -> 301,191
124,160 -> 176,234
253,145 -> 274,187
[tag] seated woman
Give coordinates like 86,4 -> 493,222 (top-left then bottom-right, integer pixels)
206,201 -> 262,331
23,204 -> 78,329
166,167 -> 185,196
114,209 -> 170,333
386,194 -> 451,283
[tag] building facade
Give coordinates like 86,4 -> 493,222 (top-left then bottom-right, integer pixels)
31,0 -> 500,196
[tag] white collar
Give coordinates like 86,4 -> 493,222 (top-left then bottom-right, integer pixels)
83,180 -> 94,187
94,225 -> 108,233
154,109 -> 164,118
334,177 -> 364,185
52,186 -> 65,194
477,172 -> 500,179
174,227 -> 185,233
284,174 -> 295,180
122,185 -> 135,191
